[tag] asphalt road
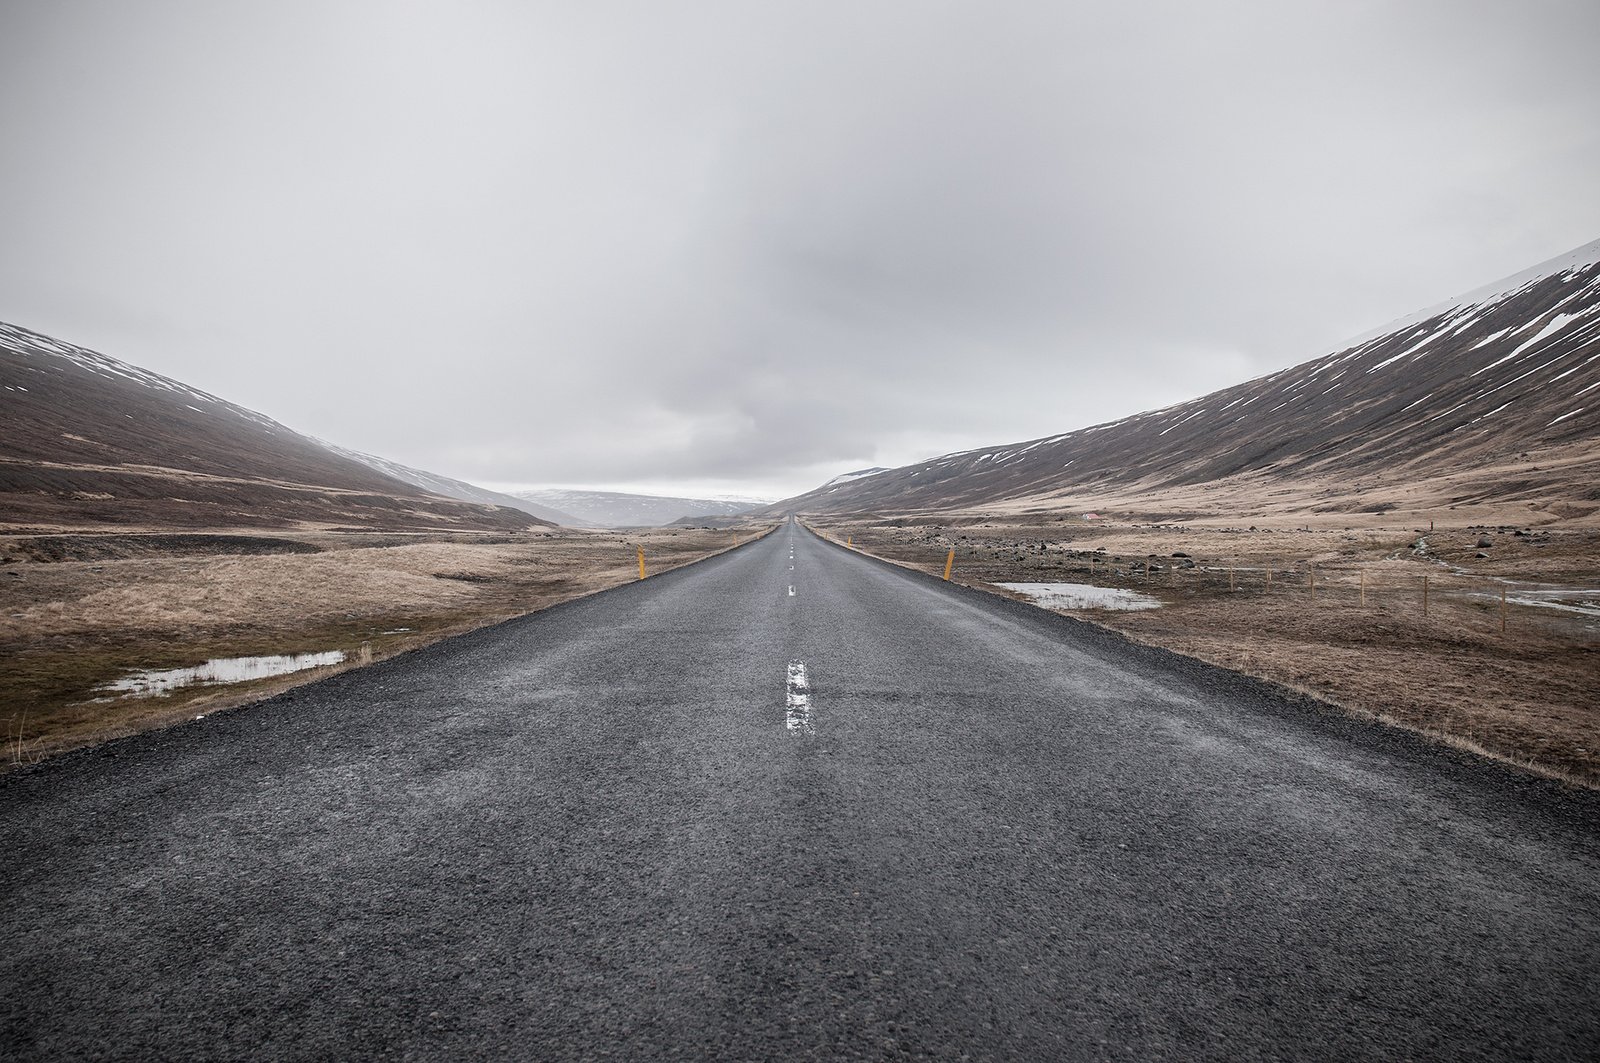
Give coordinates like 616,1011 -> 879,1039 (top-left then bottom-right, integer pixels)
4,521 -> 1598,1061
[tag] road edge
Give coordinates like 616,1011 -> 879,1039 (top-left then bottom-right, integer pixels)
2,524 -> 784,777
800,522 -> 1600,810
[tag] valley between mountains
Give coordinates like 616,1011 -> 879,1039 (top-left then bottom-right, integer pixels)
2,238 -> 1598,1063
7,7 -> 1600,1058
1,239 -> 1597,784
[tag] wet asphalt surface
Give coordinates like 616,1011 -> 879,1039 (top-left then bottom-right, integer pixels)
3,521 -> 1599,1061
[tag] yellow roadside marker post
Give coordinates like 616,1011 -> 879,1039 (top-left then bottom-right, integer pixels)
637,546 -> 646,580
943,549 -> 955,581
847,535 -> 852,548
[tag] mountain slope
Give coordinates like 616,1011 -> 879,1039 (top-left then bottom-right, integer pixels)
0,321 -> 548,532
316,442 -> 583,526
823,468 -> 890,488
510,488 -> 768,529
775,238 -> 1600,521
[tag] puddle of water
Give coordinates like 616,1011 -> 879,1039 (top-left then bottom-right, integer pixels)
998,582 -> 1163,611
98,651 -> 347,698
1469,587 -> 1600,619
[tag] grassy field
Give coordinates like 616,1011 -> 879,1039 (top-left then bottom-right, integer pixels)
0,524 -> 772,764
810,514 -> 1600,787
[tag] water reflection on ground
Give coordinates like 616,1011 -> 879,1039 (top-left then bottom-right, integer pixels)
998,582 -> 1164,611
98,651 -> 347,698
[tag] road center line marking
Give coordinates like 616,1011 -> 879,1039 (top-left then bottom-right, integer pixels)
788,585 -> 795,596
786,661 -> 813,734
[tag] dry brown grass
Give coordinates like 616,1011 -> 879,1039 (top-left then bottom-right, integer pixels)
814,514 -> 1600,787
0,524 -> 774,764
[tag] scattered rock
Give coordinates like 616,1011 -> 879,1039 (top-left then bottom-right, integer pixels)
1476,536 -> 1493,548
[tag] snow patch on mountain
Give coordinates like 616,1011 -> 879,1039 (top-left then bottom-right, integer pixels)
824,468 -> 889,489
1338,237 -> 1600,351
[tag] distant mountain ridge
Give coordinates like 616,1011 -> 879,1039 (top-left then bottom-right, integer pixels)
316,442 -> 583,526
770,238 -> 1600,522
0,321 -> 548,532
510,488 -> 768,528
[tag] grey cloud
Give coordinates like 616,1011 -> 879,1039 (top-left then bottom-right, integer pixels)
2,0 -> 1597,497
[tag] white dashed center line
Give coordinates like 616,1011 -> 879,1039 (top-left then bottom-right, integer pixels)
785,661 -> 813,734
788,585 -> 795,596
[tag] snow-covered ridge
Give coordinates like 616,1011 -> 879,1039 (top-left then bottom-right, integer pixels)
1337,236 -> 1600,351
932,240 -> 1600,471
316,439 -> 455,495
824,468 -> 889,489
780,237 -> 1600,511
0,320 -> 288,435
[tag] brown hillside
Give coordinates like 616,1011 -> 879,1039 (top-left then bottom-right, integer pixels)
774,240 -> 1600,523
0,321 -> 547,532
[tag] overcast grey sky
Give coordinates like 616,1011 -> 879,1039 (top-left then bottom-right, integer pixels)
3,1 -> 1598,499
